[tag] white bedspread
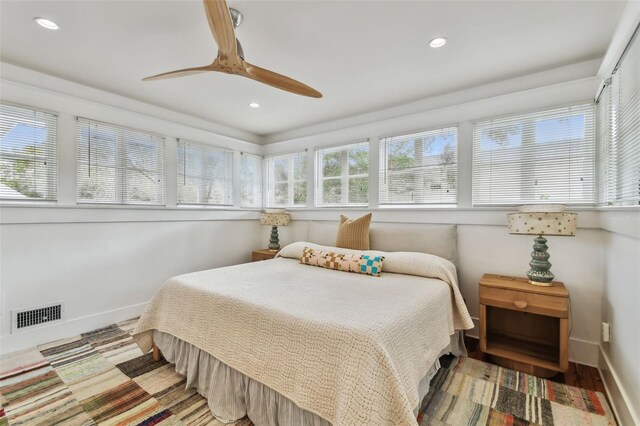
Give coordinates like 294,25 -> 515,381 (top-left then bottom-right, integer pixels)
133,242 -> 473,426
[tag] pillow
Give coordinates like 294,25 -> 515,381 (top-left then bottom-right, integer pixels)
300,246 -> 384,276
335,213 -> 372,250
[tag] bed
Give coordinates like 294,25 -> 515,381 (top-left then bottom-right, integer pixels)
132,223 -> 473,426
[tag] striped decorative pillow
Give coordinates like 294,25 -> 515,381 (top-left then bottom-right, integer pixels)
335,213 -> 372,250
300,247 -> 384,276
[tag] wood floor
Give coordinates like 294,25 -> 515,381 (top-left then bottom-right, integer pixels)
464,336 -> 609,400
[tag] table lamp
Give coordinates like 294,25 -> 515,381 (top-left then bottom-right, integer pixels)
507,205 -> 577,286
260,211 -> 290,251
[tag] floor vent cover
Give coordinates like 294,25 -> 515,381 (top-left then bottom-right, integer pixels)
12,302 -> 65,333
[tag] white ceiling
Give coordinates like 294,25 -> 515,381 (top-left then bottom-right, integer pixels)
0,1 -> 625,139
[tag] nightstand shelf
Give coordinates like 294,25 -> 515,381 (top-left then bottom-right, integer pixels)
479,274 -> 569,378
485,332 -> 560,370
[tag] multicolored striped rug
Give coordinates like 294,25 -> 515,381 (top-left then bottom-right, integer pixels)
0,319 -> 615,425
419,356 -> 616,425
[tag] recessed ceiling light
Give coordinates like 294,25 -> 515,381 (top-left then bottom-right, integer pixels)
249,102 -> 260,108
428,37 -> 447,48
34,17 -> 59,30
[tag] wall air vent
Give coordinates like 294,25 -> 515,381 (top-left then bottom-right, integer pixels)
12,302 -> 65,333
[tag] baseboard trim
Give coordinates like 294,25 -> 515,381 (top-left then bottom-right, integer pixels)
598,345 -> 639,426
0,302 -> 148,355
466,317 -> 599,367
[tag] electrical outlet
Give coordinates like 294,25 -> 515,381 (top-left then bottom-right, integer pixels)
602,322 -> 611,342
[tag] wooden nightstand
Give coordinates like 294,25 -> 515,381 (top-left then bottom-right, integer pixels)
479,273 -> 569,378
251,249 -> 278,262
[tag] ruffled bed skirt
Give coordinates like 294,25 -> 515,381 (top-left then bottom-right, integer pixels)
154,330 -> 466,425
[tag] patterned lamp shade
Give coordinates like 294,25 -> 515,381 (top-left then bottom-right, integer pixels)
507,207 -> 577,236
260,212 -> 290,227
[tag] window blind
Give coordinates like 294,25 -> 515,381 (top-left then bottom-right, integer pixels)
316,141 -> 369,206
177,139 -> 232,206
77,119 -> 165,205
612,26 -> 640,205
472,104 -> 595,206
379,127 -> 457,205
265,151 -> 308,207
240,152 -> 263,208
596,82 -> 615,204
0,103 -> 57,201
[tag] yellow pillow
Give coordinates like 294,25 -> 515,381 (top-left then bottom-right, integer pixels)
335,213 -> 372,250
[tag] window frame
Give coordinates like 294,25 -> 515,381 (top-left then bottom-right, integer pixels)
265,151 -> 308,208
240,152 -> 263,209
76,118 -> 165,206
471,103 -> 596,207
315,141 -> 370,207
597,25 -> 640,207
176,139 -> 233,207
379,126 -> 458,206
0,102 -> 58,202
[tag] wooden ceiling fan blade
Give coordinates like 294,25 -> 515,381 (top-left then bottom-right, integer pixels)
243,62 -> 322,98
142,65 -> 215,81
203,0 -> 237,59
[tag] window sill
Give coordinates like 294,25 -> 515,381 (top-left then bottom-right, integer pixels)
0,203 -> 263,224
0,202 -> 264,212
595,205 -> 640,212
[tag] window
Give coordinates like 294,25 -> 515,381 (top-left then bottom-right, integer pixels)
379,127 -> 458,205
316,141 -> 369,206
77,119 -> 165,204
472,104 -> 595,206
265,151 -> 307,207
177,139 -> 232,206
0,103 -> 57,201
240,152 -> 263,208
598,25 -> 640,206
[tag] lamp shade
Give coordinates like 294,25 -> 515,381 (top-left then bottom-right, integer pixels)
260,212 -> 290,226
508,210 -> 576,236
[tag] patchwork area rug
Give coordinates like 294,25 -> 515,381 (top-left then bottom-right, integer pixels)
419,356 -> 616,426
0,319 -> 615,426
0,319 -> 252,426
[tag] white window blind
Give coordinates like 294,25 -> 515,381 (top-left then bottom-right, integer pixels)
0,103 -> 57,201
240,152 -> 263,208
472,104 -> 595,206
316,141 -> 369,206
77,119 -> 165,205
598,26 -> 640,206
379,127 -> 457,205
177,139 -> 232,206
265,151 -> 308,208
597,82 -> 614,204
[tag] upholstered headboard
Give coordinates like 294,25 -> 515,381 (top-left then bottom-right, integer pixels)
306,221 -> 458,265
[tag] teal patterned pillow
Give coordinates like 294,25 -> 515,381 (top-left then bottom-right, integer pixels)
357,255 -> 384,276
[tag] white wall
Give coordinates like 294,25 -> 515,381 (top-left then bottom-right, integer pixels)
0,65 -> 265,354
596,5 -> 640,423
0,215 -> 263,353
600,227 -> 640,426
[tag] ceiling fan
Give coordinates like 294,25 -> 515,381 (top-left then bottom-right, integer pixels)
143,0 -> 322,98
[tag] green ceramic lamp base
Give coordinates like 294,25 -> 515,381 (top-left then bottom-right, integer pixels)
268,225 -> 280,251
526,235 -> 554,286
